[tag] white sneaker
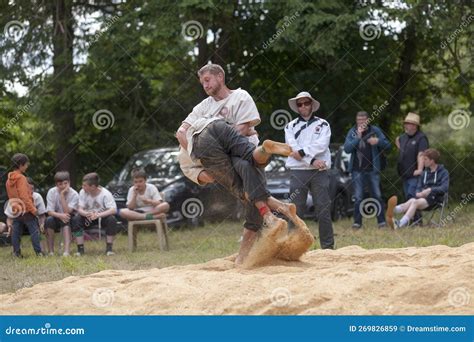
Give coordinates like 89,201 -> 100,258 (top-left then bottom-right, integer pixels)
74,252 -> 83,257
394,219 -> 401,230
106,251 -> 115,256
62,252 -> 70,257
48,252 -> 55,256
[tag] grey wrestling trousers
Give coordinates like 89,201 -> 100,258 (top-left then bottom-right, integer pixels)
192,120 -> 270,231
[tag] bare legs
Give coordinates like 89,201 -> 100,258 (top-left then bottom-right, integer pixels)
120,202 -> 170,221
387,196 -> 429,229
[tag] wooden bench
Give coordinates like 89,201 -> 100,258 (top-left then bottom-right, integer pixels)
128,218 -> 169,252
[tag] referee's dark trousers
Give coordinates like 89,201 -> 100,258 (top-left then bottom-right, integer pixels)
289,169 -> 334,249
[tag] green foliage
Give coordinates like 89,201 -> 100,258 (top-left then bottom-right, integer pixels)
0,0 -> 472,190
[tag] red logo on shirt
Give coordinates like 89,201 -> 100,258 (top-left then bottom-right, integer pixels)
219,107 -> 229,118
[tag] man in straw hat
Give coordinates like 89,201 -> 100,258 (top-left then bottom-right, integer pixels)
395,112 -> 429,224
284,91 -> 334,249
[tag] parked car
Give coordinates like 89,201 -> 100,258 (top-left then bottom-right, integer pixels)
108,144 -> 354,227
265,144 -> 354,221
106,147 -> 243,228
0,166 -> 11,246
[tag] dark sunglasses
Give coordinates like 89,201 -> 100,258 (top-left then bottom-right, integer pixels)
296,101 -> 312,108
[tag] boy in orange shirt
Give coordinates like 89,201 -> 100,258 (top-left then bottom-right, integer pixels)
5,153 -> 43,257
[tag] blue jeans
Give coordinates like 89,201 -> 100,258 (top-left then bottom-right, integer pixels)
352,170 -> 386,225
403,177 -> 418,200
11,214 -> 42,254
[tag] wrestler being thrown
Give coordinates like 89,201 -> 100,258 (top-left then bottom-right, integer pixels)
178,119 -> 314,267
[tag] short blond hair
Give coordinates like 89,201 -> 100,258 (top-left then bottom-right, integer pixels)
197,63 -> 225,79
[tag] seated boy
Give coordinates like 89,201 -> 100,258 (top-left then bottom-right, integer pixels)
119,169 -> 170,221
71,172 -> 119,256
386,148 -> 449,229
5,175 -> 47,257
45,171 -> 79,256
5,153 -> 44,257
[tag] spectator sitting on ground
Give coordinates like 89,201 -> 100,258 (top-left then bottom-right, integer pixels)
5,176 -> 47,257
386,148 -> 449,229
119,168 -> 170,221
45,171 -> 79,257
71,172 -> 119,256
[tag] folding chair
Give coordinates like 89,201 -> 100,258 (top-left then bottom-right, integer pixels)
410,192 -> 449,227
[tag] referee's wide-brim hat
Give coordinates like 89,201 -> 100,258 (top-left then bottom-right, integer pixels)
288,91 -> 320,114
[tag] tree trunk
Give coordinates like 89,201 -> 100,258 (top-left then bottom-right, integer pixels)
50,0 -> 77,185
381,21 -> 417,134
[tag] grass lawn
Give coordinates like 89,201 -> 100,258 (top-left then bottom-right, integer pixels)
1,203 -> 473,295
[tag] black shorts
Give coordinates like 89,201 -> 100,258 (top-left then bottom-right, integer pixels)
425,194 -> 443,211
45,216 -> 71,232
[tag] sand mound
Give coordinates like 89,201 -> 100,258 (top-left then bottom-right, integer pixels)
1,243 -> 473,315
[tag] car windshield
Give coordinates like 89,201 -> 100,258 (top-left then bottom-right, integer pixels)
117,150 -> 181,182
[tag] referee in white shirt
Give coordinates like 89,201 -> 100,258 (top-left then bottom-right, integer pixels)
284,91 -> 334,249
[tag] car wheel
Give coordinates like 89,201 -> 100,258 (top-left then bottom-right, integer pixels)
187,216 -> 204,227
